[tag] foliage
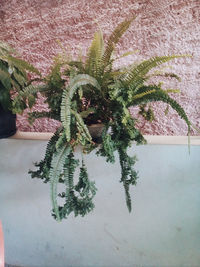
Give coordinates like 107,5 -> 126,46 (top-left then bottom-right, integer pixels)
29,16 -> 191,221
0,41 -> 40,114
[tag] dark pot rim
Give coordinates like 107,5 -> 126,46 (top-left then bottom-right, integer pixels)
0,128 -> 17,139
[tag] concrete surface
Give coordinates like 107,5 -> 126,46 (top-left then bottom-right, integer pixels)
0,138 -> 200,267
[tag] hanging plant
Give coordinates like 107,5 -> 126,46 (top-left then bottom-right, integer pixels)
28,16 -> 191,221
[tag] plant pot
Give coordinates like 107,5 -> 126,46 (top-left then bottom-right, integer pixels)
88,123 -> 104,143
0,104 -> 17,139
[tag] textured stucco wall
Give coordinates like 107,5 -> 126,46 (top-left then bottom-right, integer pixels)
0,0 -> 199,135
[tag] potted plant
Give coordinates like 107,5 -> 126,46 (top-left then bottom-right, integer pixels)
28,17 -> 191,221
0,41 -> 40,138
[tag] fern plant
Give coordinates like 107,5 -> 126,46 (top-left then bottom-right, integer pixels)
0,41 -> 40,114
29,16 -> 191,221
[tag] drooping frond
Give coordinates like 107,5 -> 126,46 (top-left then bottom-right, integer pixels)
29,129 -> 62,183
53,156 -> 97,220
12,84 -> 47,114
146,71 -> 181,82
96,126 -> 116,163
124,55 -> 185,91
131,86 -> 191,133
61,74 -> 101,141
50,144 -> 71,221
55,150 -> 79,220
138,104 -> 155,122
6,55 -> 40,76
68,74 -> 101,99
118,147 -> 138,212
71,109 -> 92,145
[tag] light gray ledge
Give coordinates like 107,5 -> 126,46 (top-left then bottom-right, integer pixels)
9,131 -> 200,145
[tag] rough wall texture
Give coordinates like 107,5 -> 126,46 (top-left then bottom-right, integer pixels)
0,0 -> 199,135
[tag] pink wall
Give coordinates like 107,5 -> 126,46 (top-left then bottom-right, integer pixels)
0,0 -> 199,135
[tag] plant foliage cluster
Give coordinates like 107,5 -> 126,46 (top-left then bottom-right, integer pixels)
0,41 -> 41,114
1,17 -> 191,221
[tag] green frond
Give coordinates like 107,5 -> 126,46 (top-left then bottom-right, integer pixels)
54,156 -> 97,220
71,109 -> 92,143
0,41 -> 40,114
124,55 -> 185,91
52,149 -> 79,220
96,127 -> 116,163
55,132 -> 67,150
12,84 -> 46,114
29,129 -> 62,183
60,89 -> 71,141
67,60 -> 85,73
75,160 -> 97,198
12,70 -> 27,90
132,89 -> 156,101
6,55 -> 41,76
68,74 -> 101,98
46,57 -> 64,88
102,16 -> 136,68
165,89 -> 180,94
50,144 -> 71,221
61,74 -> 101,142
131,87 -> 190,133
139,104 -> 155,122
85,30 -> 104,77
115,50 -> 139,61
147,71 -> 181,81
118,147 -> 138,212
